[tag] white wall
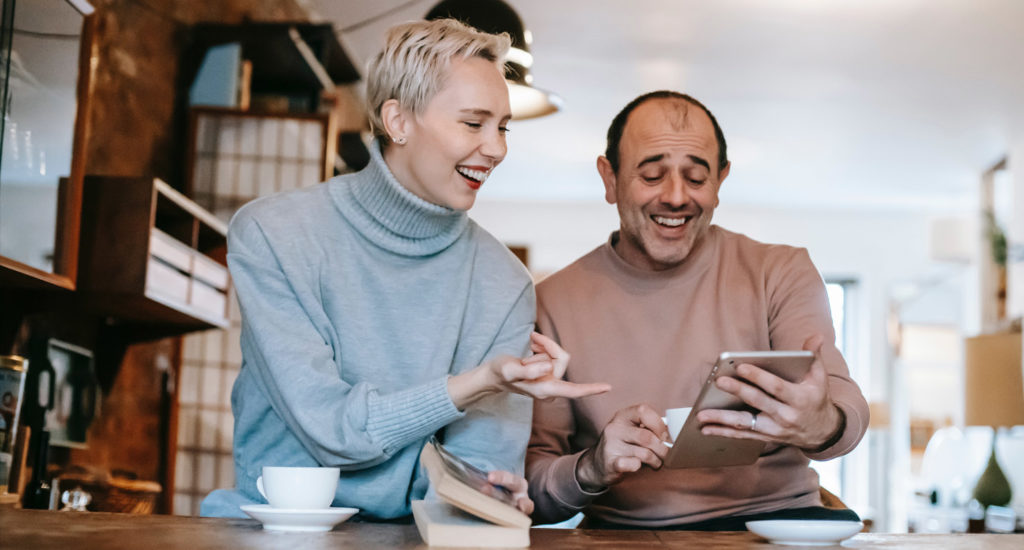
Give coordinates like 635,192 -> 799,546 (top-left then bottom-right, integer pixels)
1009,141 -> 1024,319
473,198 -> 958,395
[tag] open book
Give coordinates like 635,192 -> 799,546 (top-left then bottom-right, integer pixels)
413,437 -> 530,547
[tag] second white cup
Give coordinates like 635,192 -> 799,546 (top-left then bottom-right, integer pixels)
661,407 -> 693,443
256,466 -> 340,509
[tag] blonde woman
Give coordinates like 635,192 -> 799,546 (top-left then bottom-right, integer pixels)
200,19 -> 608,519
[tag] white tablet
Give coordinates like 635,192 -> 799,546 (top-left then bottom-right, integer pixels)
663,350 -> 815,469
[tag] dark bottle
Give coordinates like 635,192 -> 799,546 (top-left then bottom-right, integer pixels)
23,333 -> 56,433
22,430 -> 52,509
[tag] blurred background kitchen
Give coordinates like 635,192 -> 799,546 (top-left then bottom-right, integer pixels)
0,0 -> 1022,534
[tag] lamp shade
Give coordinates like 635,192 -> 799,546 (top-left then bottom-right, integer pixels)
426,0 -> 561,119
964,330 -> 1024,428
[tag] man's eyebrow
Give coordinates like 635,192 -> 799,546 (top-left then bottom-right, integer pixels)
637,154 -> 664,169
637,154 -> 710,171
688,155 -> 710,171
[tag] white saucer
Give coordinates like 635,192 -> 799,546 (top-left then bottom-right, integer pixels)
746,520 -> 864,546
240,504 -> 359,532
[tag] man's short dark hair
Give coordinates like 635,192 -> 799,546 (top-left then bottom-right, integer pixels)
604,90 -> 728,175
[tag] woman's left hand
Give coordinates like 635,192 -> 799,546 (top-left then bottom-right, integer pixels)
487,470 -> 534,515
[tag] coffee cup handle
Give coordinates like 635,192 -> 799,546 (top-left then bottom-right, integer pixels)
256,475 -> 267,501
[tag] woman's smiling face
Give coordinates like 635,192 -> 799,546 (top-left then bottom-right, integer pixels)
388,56 -> 512,211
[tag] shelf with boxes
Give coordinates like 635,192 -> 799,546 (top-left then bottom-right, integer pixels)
76,176 -> 230,332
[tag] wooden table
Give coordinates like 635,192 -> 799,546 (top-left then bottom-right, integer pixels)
2,507 -> 1022,549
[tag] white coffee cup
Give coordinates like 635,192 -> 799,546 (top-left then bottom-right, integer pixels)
256,466 -> 340,509
661,407 -> 693,444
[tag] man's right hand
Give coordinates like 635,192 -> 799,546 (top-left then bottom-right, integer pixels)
575,404 -> 670,492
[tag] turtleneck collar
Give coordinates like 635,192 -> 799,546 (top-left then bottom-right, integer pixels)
330,141 -> 469,256
600,226 -> 720,287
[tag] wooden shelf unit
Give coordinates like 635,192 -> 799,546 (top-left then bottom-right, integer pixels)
78,176 -> 230,331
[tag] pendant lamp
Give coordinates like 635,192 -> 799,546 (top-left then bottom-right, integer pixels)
426,0 -> 561,120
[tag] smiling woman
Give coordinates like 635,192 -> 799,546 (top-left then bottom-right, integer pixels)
365,20 -> 512,211
378,55 -> 511,210
198,18 -> 608,522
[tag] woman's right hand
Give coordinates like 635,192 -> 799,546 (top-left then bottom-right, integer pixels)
493,332 -> 612,400
448,332 -> 611,409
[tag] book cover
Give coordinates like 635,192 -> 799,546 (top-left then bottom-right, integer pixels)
414,437 -> 531,547
189,43 -> 241,108
412,500 -> 529,548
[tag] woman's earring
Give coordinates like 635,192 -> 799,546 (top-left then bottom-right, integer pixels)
392,136 -> 407,145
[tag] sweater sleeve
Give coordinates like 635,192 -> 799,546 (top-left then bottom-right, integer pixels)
439,283 -> 535,476
229,210 -> 463,469
525,302 -> 606,524
765,248 -> 869,461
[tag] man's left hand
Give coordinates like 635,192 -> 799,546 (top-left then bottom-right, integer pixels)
696,335 -> 843,451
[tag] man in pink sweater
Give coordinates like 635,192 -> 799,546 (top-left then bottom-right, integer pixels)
526,91 -> 869,530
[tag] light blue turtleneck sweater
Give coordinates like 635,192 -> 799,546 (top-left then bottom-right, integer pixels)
200,143 -> 534,519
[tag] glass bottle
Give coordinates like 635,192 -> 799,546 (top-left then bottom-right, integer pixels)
22,430 -> 52,509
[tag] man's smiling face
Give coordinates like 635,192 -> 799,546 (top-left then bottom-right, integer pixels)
599,98 -> 730,271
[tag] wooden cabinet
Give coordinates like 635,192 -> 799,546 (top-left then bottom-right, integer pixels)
0,12 -> 96,292
77,176 -> 230,331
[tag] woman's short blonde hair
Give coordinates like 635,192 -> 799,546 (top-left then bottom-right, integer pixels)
366,18 -> 511,143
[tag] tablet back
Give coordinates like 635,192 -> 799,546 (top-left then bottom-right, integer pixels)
663,351 -> 814,469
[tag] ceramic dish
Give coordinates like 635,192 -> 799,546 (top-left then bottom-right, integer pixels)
240,504 -> 359,532
746,519 -> 864,546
